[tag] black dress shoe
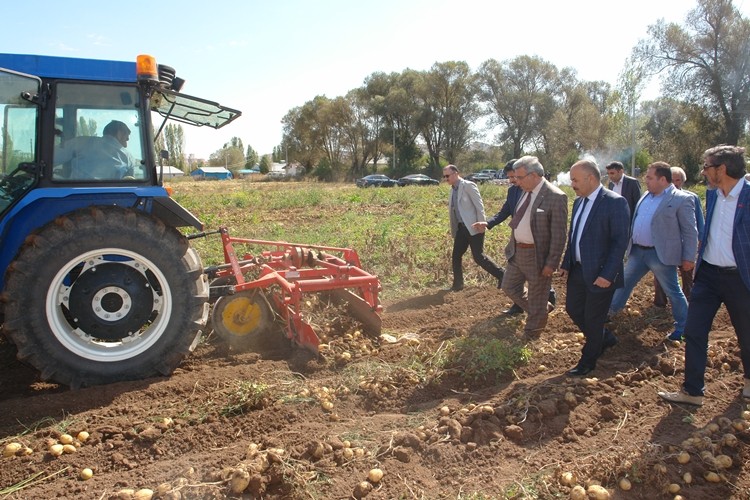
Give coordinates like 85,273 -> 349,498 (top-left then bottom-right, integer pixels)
548,289 -> 557,307
503,304 -> 524,315
567,365 -> 595,377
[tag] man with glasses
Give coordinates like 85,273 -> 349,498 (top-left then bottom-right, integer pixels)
500,156 -> 567,338
475,159 -> 557,315
443,164 -> 505,292
659,145 -> 750,406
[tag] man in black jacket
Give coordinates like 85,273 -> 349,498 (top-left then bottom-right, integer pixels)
606,161 -> 641,220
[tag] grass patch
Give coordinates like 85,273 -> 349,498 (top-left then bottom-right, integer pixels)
219,380 -> 270,417
448,335 -> 531,383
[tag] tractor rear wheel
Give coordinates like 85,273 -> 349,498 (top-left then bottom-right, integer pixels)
2,207 -> 209,388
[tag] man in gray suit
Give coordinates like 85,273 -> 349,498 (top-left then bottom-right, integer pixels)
653,166 -> 705,306
609,162 -> 698,340
606,161 -> 641,220
444,164 -> 505,291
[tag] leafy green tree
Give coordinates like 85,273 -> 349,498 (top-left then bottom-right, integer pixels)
545,70 -> 614,174
477,56 -> 560,160
635,0 -> 750,145
259,154 -> 271,174
245,145 -> 258,169
340,88 -> 383,178
364,70 -> 423,176
164,124 -> 185,170
641,97 -> 721,181
416,61 -> 480,168
281,103 -> 324,174
209,143 -> 244,175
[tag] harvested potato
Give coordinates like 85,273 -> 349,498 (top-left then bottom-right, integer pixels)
3,442 -> 22,457
80,468 -> 93,480
367,468 -> 384,483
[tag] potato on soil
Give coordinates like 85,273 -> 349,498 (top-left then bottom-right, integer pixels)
3,442 -> 22,457
367,468 -> 384,483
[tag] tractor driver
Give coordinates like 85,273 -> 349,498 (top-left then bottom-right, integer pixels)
54,120 -> 138,180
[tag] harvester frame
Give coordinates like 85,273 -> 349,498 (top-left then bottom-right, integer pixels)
199,227 -> 382,352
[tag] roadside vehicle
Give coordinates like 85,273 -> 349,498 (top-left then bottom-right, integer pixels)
465,173 -> 494,184
479,169 -> 499,177
355,174 -> 398,188
397,174 -> 439,186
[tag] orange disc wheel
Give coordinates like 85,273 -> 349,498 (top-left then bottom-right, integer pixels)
211,291 -> 272,347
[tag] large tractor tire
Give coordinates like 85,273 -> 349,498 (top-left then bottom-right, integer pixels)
2,207 -> 209,388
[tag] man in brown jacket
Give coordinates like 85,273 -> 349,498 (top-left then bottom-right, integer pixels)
501,156 -> 568,337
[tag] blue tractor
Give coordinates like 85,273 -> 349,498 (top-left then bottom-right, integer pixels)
0,54 -> 240,387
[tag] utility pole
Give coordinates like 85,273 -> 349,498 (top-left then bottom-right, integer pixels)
392,122 -> 396,172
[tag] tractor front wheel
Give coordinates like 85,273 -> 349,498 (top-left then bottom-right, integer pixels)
2,207 -> 209,388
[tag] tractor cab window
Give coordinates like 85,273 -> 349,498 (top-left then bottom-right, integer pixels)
53,83 -> 146,181
0,69 -> 40,214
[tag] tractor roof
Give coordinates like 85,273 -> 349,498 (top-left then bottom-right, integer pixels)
0,53 -> 135,82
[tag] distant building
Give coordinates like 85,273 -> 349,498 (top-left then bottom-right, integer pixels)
157,166 -> 185,179
190,166 -> 233,180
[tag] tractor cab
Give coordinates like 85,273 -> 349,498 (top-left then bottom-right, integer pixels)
0,54 -> 240,215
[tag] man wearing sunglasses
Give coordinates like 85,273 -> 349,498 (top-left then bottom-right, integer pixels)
659,145 -> 750,406
443,164 -> 505,292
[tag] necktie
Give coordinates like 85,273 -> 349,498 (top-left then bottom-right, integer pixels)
509,193 -> 531,230
571,197 -> 589,263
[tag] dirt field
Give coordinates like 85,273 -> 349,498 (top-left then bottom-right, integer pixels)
1,274 -> 749,499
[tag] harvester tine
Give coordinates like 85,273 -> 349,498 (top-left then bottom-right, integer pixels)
329,289 -> 382,337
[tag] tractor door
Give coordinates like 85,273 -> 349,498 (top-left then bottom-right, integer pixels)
0,68 -> 40,215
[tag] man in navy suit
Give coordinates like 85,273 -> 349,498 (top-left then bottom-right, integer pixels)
659,145 -> 750,406
560,160 -> 630,376
606,161 -> 641,220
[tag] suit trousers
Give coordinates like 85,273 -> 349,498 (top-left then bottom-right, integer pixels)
451,223 -> 505,288
502,246 -> 551,333
565,264 -> 616,368
683,261 -> 750,396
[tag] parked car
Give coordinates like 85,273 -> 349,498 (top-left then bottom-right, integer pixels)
479,169 -> 499,177
266,171 -> 287,180
355,174 -> 399,188
465,173 -> 494,184
397,174 -> 439,187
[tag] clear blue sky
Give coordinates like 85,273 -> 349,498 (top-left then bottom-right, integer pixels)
2,0 -> 748,160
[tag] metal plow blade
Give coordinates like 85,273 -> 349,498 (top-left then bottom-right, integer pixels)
329,288 -> 382,337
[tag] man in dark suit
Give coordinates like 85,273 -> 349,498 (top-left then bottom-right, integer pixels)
500,156 -> 567,337
659,145 -> 750,406
606,161 -> 641,220
560,160 -> 630,376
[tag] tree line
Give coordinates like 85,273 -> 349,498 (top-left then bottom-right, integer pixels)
188,0 -> 748,183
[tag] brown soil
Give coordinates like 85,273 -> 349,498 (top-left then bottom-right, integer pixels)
1,276 -> 749,499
